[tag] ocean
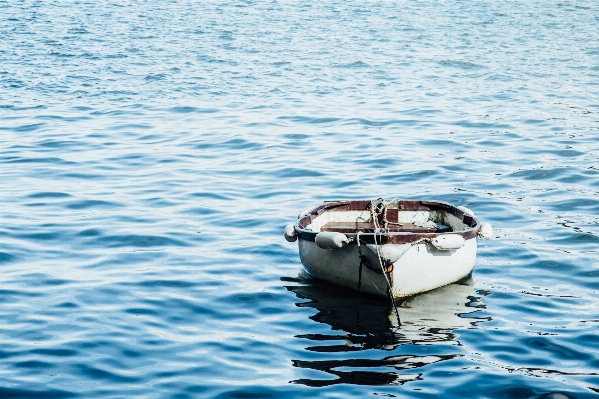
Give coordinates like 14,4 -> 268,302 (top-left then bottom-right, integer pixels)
1,1 -> 598,397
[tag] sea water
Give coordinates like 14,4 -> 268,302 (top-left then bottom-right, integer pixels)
1,1 -> 599,397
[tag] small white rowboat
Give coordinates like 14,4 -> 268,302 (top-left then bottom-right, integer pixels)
284,199 -> 492,301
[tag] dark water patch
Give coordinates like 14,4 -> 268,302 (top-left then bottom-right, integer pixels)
213,387 -> 285,399
168,106 -> 219,114
138,133 -> 172,142
194,138 -> 264,151
15,360 -> 53,369
575,270 -> 599,288
440,164 -> 472,172
490,386 -> 538,399
61,172 -> 109,180
555,172 -> 591,184
360,157 -> 400,168
189,192 -> 230,200
475,139 -> 509,147
333,60 -> 370,68
508,168 -> 567,180
546,198 -> 599,211
228,243 -> 288,258
31,348 -> 78,357
0,349 -> 20,360
252,190 -> 297,199
93,234 -> 189,248
49,50 -> 77,58
522,118 -> 551,125
230,292 -> 277,304
145,73 -> 166,81
122,349 -> 142,358
76,228 -> 103,237
16,231 -> 62,241
151,299 -> 215,319
420,139 -> 457,146
142,197 -> 179,207
276,115 -> 342,124
332,180 -> 361,189
293,353 -> 459,386
158,157 -> 181,164
219,217 -> 266,229
54,302 -> 79,309
379,170 -> 439,182
111,153 -> 145,161
131,279 -> 198,289
0,104 -> 46,112
3,156 -> 74,165
275,168 -> 326,178
84,250 -> 168,269
0,122 -> 46,132
292,371 -> 416,387
27,192 -> 71,199
75,363 -> 140,383
524,336 -> 591,361
125,307 -> 159,316
439,60 -> 486,69
345,117 -> 412,127
0,252 -> 17,264
0,387 -> 76,399
534,149 -> 584,158
65,200 -> 122,210
452,119 -> 513,129
37,139 -> 84,148
283,133 -> 311,140
34,278 -> 73,287
179,207 -> 220,215
108,122 -> 154,131
0,288 -> 45,298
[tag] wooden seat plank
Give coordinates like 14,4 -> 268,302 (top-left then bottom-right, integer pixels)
320,222 -> 452,234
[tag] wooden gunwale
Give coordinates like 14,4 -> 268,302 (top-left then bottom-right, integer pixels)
295,200 -> 480,245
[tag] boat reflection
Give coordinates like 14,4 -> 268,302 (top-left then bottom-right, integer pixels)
284,273 -> 491,387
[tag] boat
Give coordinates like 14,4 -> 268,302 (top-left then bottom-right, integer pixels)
284,198 -> 492,301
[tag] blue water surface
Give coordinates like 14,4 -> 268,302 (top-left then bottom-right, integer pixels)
1,1 -> 599,398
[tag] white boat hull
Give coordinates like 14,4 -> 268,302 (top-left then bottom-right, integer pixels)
298,237 -> 477,300
287,199 -> 490,301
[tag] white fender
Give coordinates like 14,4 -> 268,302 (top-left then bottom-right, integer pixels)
457,206 -> 474,217
365,244 -> 411,264
478,223 -> 493,240
431,234 -> 465,250
315,232 -> 349,249
284,224 -> 297,242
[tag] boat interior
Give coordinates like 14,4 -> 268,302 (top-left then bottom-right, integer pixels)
320,221 -> 452,234
303,200 -> 473,234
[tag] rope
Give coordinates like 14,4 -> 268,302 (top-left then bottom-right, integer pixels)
370,200 -> 402,327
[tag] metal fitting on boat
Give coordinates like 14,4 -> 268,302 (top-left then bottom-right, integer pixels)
284,223 -> 297,242
431,234 -> 465,250
478,223 -> 493,240
315,232 -> 349,249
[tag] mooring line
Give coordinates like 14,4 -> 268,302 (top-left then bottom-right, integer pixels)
370,200 -> 402,327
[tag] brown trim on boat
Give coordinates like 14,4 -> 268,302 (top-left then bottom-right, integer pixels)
295,200 -> 480,244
